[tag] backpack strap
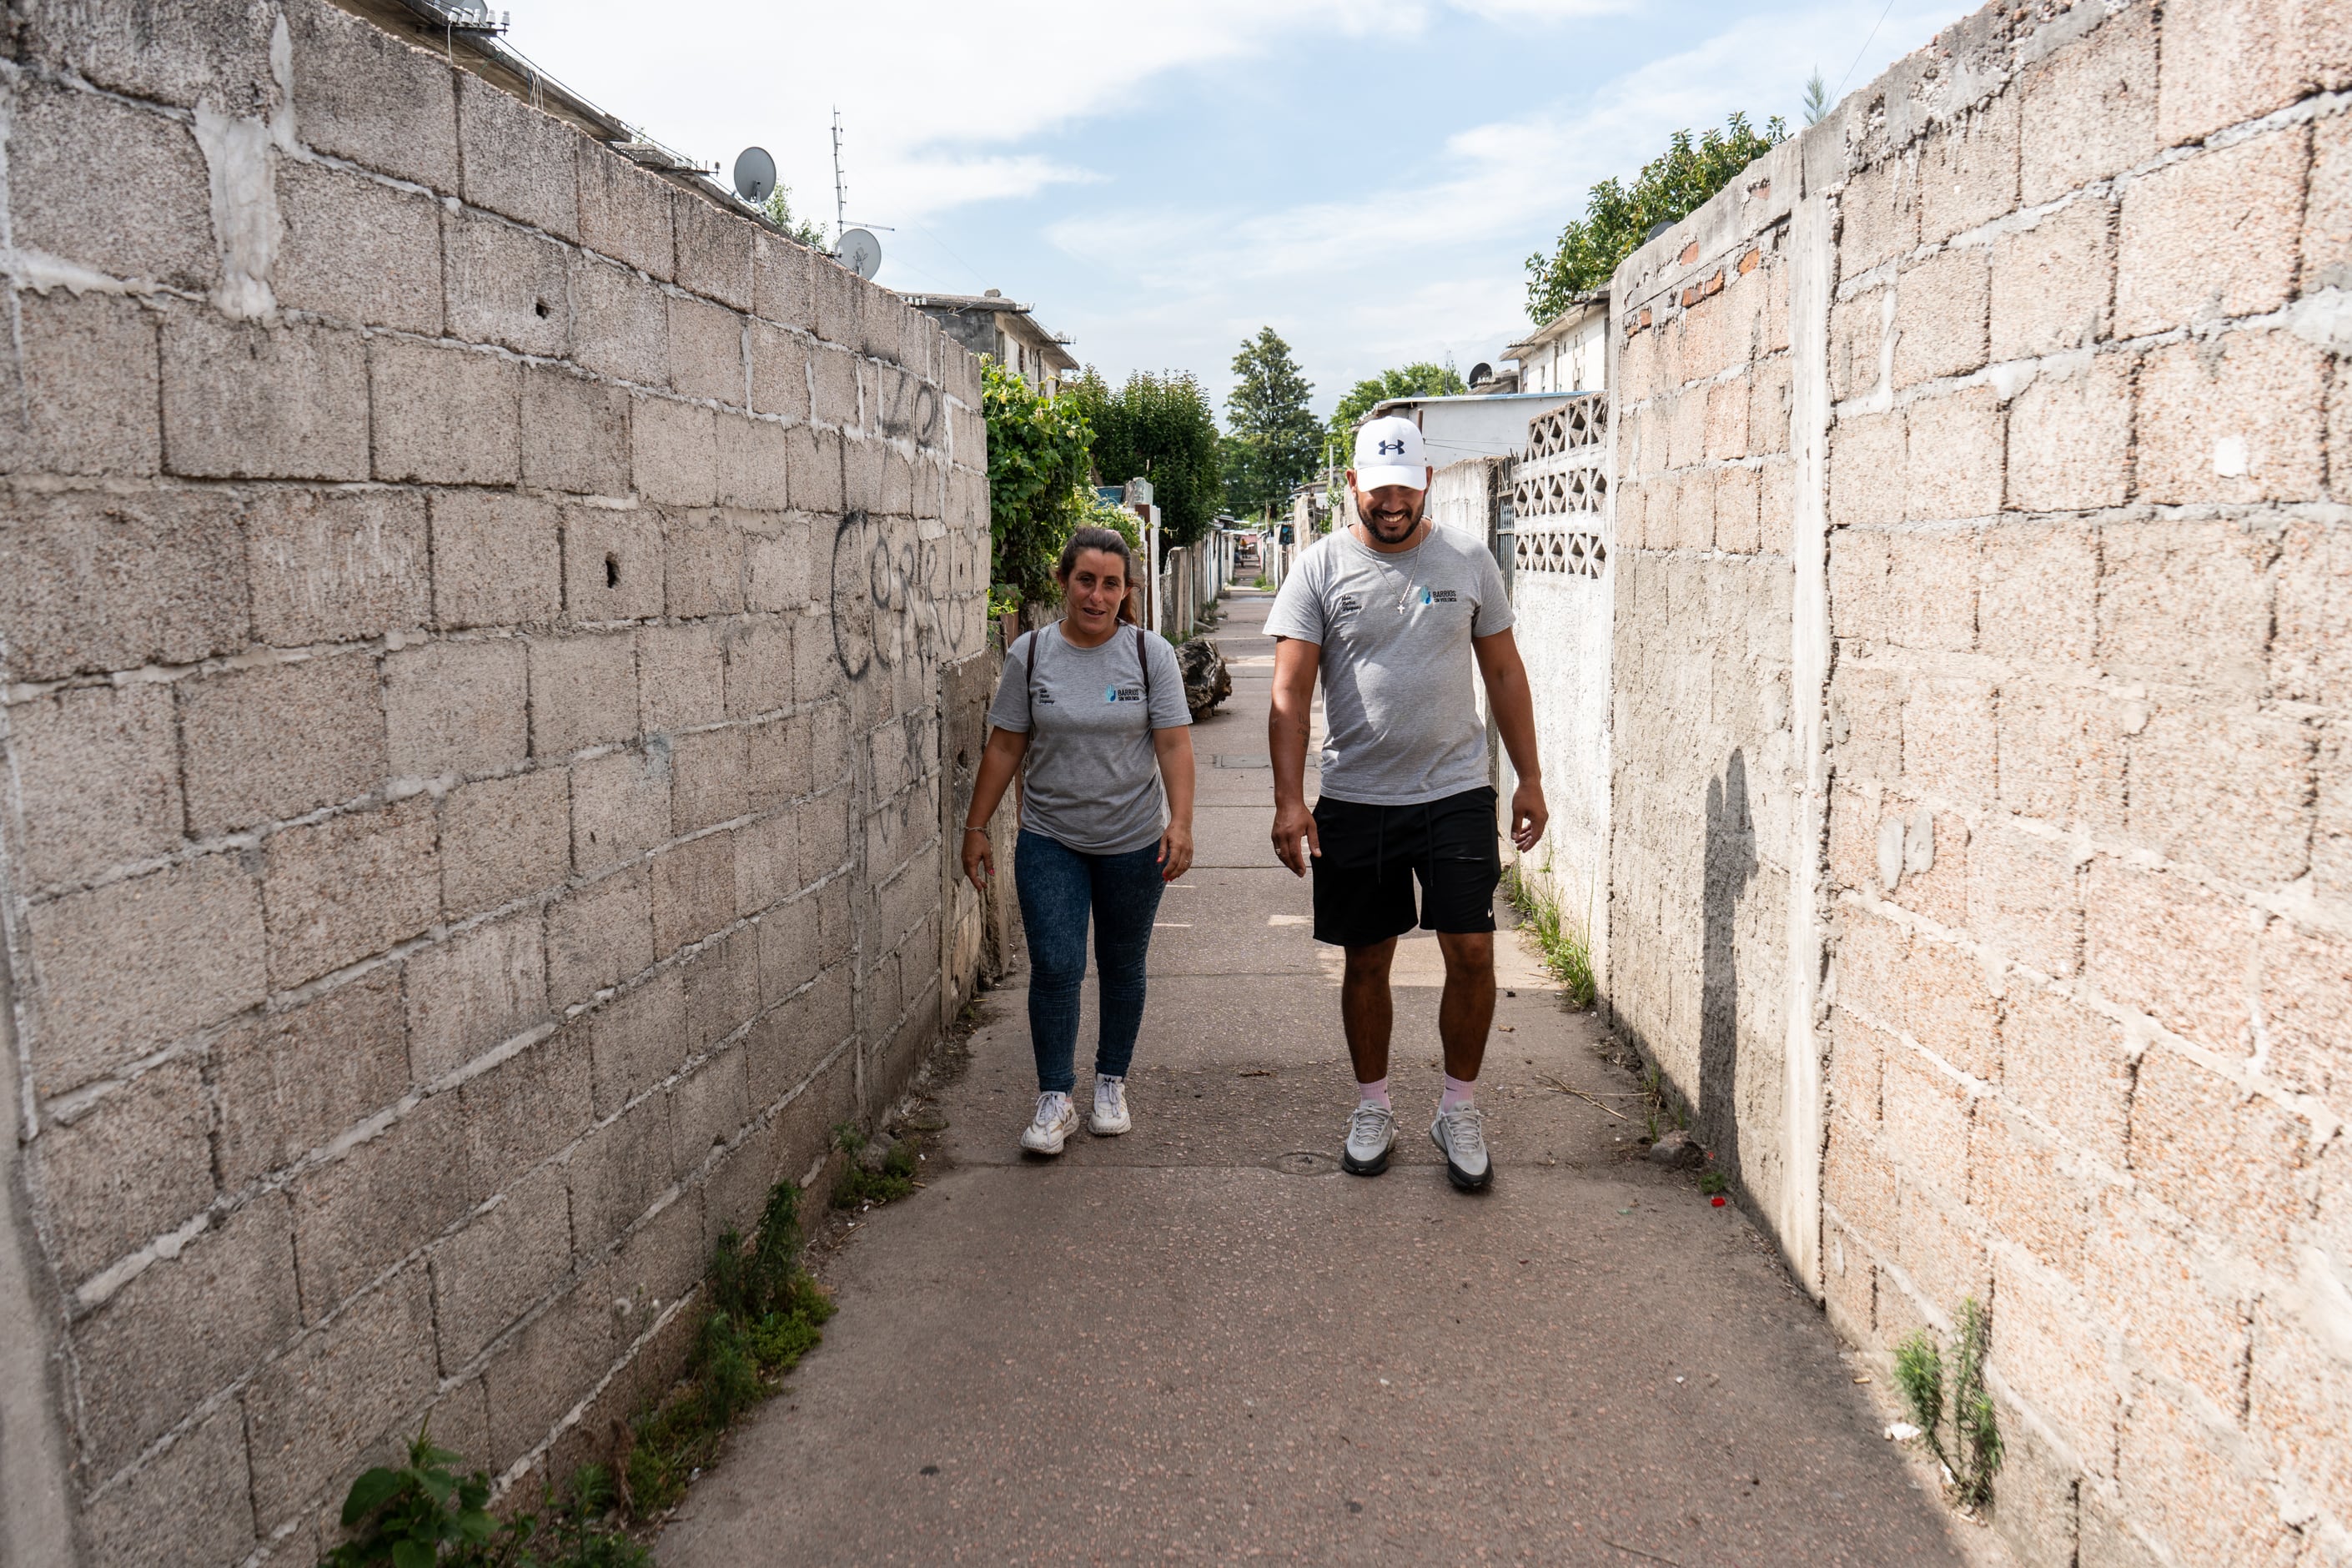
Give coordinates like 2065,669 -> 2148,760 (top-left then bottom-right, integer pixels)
1014,629 -> 1042,727
1133,624 -> 1150,711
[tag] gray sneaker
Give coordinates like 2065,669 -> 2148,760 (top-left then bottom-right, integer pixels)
1342,1102 -> 1395,1176
1430,1103 -> 1492,1191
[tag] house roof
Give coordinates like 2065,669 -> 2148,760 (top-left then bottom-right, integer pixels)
1503,290 -> 1608,359
897,293 -> 1078,373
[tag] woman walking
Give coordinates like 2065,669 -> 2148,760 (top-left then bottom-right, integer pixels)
962,525 -> 1196,1155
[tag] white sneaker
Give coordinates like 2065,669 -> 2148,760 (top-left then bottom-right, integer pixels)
1019,1092 -> 1080,1155
1430,1103 -> 1492,1191
1090,1075 -> 1132,1135
1342,1101 -> 1395,1176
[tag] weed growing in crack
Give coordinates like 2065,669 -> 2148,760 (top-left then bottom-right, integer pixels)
620,1181 -> 836,1520
1894,1296 -> 2003,1510
831,1122 -> 921,1208
324,1428 -> 646,1566
1631,1067 -> 1691,1142
1502,864 -> 1597,1009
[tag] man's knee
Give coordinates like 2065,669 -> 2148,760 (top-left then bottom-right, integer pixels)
1342,939 -> 1396,982
1436,931 -> 1494,978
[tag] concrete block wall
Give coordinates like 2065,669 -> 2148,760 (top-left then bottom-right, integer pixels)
0,4 -> 991,1563
1608,142 -> 1806,1231
1596,0 -> 2352,1560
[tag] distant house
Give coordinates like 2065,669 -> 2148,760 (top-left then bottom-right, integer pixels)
1364,390 -> 1580,465
897,289 -> 1078,391
1504,290 -> 1609,395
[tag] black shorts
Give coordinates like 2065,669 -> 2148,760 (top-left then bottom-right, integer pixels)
1310,787 -> 1501,948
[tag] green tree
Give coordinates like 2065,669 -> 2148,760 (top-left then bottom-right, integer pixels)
1323,360 -> 1466,471
1221,327 -> 1321,521
982,359 -> 1093,606
1067,368 -> 1224,546
1524,111 -> 1787,325
761,185 -> 829,249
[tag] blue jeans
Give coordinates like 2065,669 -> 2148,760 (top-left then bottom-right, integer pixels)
1015,829 -> 1165,1094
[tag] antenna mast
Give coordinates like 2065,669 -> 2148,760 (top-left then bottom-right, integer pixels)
831,108 -> 847,239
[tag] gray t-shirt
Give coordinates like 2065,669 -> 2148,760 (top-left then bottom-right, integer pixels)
987,623 -> 1191,854
1264,525 -> 1514,806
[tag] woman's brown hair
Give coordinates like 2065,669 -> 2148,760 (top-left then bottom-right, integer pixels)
1055,525 -> 1142,625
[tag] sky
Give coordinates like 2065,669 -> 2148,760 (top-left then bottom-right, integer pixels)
506,0 -> 1970,422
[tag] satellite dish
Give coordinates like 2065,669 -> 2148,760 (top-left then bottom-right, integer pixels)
732,146 -> 776,204
1469,361 -> 1494,387
834,227 -> 882,279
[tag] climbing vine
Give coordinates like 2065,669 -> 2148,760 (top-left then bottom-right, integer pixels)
982,359 -> 1094,607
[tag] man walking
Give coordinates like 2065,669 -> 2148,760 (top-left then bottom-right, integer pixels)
1266,415 -> 1546,1191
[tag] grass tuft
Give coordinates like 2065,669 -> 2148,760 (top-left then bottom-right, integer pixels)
830,1122 -> 921,1208
1502,864 -> 1597,1009
621,1181 -> 836,1521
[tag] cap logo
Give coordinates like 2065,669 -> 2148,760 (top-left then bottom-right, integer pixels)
1376,440 -> 1406,456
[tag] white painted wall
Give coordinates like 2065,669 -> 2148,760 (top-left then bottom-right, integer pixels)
1510,298 -> 1610,395
1430,410 -> 1614,987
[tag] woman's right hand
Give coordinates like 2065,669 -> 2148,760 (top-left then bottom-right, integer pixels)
961,827 -> 994,889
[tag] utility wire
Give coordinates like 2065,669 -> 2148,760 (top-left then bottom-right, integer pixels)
1834,0 -> 1902,101
912,219 -> 993,293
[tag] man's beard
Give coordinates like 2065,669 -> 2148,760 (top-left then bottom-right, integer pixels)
1362,506 -> 1419,543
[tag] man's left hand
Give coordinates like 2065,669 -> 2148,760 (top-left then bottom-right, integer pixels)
1510,780 -> 1548,853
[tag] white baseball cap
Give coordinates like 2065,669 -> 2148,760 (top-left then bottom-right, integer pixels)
1352,415 -> 1429,491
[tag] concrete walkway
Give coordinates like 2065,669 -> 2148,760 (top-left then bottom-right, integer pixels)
658,591 -> 1968,1565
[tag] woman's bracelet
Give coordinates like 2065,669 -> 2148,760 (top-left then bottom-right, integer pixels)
962,825 -> 989,836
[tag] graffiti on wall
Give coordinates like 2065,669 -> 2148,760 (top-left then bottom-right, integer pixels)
828,510 -> 967,682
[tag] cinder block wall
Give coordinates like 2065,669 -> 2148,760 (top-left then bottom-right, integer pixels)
1608,140 -> 1805,1229
0,4 -> 991,1563
1606,0 -> 2352,1561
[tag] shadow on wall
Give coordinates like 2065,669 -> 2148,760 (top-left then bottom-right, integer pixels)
1700,750 -> 1757,1178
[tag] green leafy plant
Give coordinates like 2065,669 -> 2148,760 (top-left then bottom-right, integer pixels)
1072,485 -> 1143,550
1525,112 -> 1787,325
1067,367 -> 1224,545
1894,1297 -> 2004,1510
759,186 -> 828,249
1323,361 -> 1467,474
325,1433 -> 646,1567
621,1182 -> 834,1520
983,359 -> 1096,606
327,1185 -> 833,1555
831,1122 -> 920,1209
1502,864 -> 1597,1009
1697,1170 -> 1728,1196
327,1430 -> 497,1567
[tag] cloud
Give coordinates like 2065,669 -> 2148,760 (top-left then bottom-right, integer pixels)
502,0 -> 1655,223
1043,0 -> 1956,405
509,0 -> 1452,219
500,0 -> 1967,410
